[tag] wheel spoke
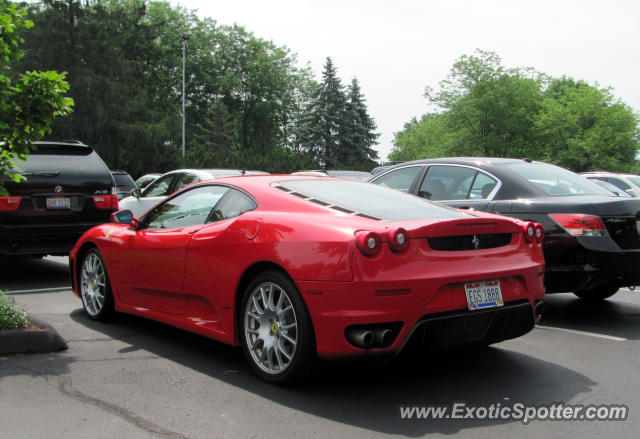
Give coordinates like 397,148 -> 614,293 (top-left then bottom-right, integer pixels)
280,331 -> 296,346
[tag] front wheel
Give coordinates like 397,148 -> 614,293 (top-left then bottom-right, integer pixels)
79,248 -> 115,321
573,283 -> 619,302
240,270 -> 315,384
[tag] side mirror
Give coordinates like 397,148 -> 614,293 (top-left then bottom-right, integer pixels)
625,189 -> 638,197
130,188 -> 142,199
111,210 -> 137,226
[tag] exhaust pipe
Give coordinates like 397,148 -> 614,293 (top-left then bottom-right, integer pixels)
375,328 -> 395,347
346,328 -> 375,349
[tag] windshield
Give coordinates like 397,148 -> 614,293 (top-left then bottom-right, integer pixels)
628,176 -> 640,187
505,162 -> 614,197
276,179 -> 471,221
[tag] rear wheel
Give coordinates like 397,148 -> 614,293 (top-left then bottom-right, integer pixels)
79,248 -> 114,321
240,270 -> 315,384
573,283 -> 619,301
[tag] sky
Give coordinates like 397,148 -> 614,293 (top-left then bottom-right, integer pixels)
173,0 -> 640,162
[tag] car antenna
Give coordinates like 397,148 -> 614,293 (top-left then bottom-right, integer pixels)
523,158 -> 532,163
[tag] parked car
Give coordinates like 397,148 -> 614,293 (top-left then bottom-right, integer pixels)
119,168 -> 269,218
580,172 -> 640,197
111,170 -> 137,200
134,173 -> 161,189
588,178 -> 632,197
70,175 -> 545,383
370,158 -> 640,301
292,170 -> 373,181
0,140 -> 118,257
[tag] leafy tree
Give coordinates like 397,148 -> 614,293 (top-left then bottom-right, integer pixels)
425,49 -> 544,158
0,0 -> 73,196
389,113 -> 455,161
15,0 -> 319,176
536,77 -> 639,172
392,49 -> 639,172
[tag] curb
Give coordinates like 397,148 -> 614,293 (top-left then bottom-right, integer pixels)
0,317 -> 68,355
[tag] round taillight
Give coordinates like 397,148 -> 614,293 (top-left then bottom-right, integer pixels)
523,222 -> 535,243
534,223 -> 544,243
388,228 -> 409,253
355,231 -> 382,257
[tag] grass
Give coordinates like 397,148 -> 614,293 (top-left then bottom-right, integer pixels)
0,291 -> 32,330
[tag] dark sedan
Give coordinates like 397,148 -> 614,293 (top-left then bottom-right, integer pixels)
369,157 -> 640,301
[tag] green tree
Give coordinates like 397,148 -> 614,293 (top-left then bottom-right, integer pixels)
299,58 -> 379,169
0,0 -> 73,196
536,77 -> 639,172
389,113 -> 455,161
425,49 -> 544,158
16,1 -> 318,176
300,57 -> 347,167
342,78 -> 378,169
392,49 -> 639,171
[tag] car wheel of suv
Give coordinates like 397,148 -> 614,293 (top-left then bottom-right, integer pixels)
240,270 -> 315,384
80,248 -> 115,321
573,283 -> 619,301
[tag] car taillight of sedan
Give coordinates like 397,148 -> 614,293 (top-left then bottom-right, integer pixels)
549,213 -> 609,237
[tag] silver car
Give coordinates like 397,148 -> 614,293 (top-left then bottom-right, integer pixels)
119,169 -> 268,218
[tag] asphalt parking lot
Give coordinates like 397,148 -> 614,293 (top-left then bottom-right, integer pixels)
1,256 -> 638,439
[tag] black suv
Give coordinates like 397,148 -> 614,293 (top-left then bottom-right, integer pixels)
1,141 -> 118,256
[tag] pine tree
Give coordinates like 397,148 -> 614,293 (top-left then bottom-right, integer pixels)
301,57 -> 347,168
344,78 -> 379,168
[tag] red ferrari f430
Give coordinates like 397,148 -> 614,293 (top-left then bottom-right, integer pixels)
69,176 -> 545,383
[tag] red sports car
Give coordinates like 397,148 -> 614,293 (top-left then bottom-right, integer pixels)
69,175 -> 545,383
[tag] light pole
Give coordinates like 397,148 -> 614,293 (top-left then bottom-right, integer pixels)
181,33 -> 190,159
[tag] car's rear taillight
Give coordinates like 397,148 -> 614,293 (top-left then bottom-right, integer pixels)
387,228 -> 409,253
92,195 -> 119,210
523,222 -> 545,244
549,213 -> 608,237
355,231 -> 382,257
0,196 -> 22,211
534,223 -> 544,243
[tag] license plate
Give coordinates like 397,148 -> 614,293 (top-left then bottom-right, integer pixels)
46,197 -> 71,209
465,280 -> 503,310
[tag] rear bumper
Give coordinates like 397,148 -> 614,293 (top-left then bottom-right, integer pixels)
544,248 -> 640,293
296,264 -> 545,360
0,223 -> 103,256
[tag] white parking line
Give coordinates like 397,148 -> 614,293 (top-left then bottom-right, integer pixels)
536,325 -> 627,341
6,286 -> 70,295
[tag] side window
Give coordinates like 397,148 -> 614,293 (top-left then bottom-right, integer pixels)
371,166 -> 422,192
208,189 -> 257,222
142,174 -> 175,197
469,172 -> 499,199
419,166 -> 477,201
174,173 -> 200,191
145,186 -> 230,230
604,177 -> 631,191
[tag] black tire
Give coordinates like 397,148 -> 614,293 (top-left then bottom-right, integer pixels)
79,248 -> 115,321
573,283 -> 619,302
240,270 -> 315,384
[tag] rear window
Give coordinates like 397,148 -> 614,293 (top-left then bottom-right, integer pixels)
113,173 -> 135,186
276,179 -> 471,221
505,162 -> 613,197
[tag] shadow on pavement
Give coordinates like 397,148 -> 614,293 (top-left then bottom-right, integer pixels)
70,308 -> 595,436
539,291 -> 640,340
0,256 -> 70,292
